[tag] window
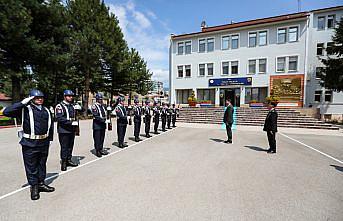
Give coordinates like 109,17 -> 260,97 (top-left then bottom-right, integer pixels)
185,41 -> 191,54
327,42 -> 334,55
288,27 -> 298,42
207,38 -> 214,52
248,60 -> 256,74
245,87 -> 268,103
327,15 -> 336,28
258,59 -> 267,73
231,35 -> 239,49
199,39 -> 206,52
318,16 -> 325,30
185,65 -> 191,77
177,89 -> 192,104
231,61 -> 239,75
197,89 -> 215,104
277,28 -> 287,43
249,32 -> 257,47
222,36 -> 230,50
317,43 -> 324,55
222,62 -> 229,75
207,63 -> 213,76
315,90 -> 322,102
259,31 -> 267,46
288,56 -> 298,71
325,91 -> 333,102
199,64 -> 205,76
316,67 -> 323,79
277,57 -> 286,72
177,66 -> 183,78
177,42 -> 184,55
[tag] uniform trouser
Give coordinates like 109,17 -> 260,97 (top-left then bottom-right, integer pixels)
59,133 -> 75,160
154,116 -> 159,132
172,115 -> 176,126
22,145 -> 49,186
145,117 -> 151,135
93,129 -> 106,151
267,131 -> 276,152
117,123 -> 127,144
161,116 -> 166,131
134,118 -> 141,138
167,116 -> 171,128
226,123 -> 233,141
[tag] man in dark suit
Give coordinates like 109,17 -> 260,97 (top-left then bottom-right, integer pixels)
115,96 -> 128,148
263,102 -> 278,154
223,99 -> 234,143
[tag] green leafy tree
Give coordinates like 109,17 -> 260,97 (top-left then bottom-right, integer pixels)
320,19 -> 343,91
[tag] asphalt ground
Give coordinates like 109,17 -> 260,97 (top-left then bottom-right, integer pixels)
0,120 -> 342,221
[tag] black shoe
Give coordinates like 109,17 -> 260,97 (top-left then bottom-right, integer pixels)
95,150 -> 102,158
168,127 -> 171,129
61,160 -> 67,171
162,130 -> 166,132
30,185 -> 40,200
122,143 -> 128,147
172,125 -> 176,127
267,150 -> 276,154
146,134 -> 151,138
118,143 -> 125,148
135,137 -> 140,142
100,149 -> 109,155
38,183 -> 55,192
154,132 -> 160,134
67,159 -> 78,167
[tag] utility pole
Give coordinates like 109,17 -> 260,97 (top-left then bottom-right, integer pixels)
298,0 -> 301,12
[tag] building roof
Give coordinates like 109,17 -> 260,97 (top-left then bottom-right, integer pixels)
171,5 -> 343,40
0,93 -> 12,101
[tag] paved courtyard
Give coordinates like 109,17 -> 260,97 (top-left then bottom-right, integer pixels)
0,120 -> 342,221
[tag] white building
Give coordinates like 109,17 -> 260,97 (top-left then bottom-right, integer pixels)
169,6 -> 343,119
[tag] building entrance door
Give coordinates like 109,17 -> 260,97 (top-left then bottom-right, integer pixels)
220,88 -> 240,107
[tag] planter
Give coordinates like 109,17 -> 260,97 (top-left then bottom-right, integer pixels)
200,103 -> 214,107
188,101 -> 197,107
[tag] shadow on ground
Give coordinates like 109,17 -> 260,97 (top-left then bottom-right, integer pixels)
21,172 -> 59,188
330,165 -> 343,172
244,145 -> 267,152
210,138 -> 225,143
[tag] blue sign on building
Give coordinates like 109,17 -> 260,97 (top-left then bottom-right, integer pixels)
209,77 -> 252,87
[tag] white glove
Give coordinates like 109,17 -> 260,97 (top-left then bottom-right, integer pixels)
21,96 -> 35,105
49,141 -> 53,146
72,121 -> 79,126
106,106 -> 112,111
105,119 -> 110,124
74,104 -> 82,110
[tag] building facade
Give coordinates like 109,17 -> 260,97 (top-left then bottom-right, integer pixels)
169,6 -> 343,118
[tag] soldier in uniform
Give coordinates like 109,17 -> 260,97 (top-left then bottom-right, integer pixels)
223,99 -> 234,143
143,100 -> 152,138
133,98 -> 143,142
3,89 -> 55,200
161,102 -> 167,132
263,102 -> 278,154
55,90 -> 79,171
115,96 -> 128,148
153,101 -> 160,134
91,93 -> 109,157
171,104 -> 179,127
166,103 -> 172,129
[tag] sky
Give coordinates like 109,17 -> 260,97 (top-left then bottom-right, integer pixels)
105,0 -> 342,87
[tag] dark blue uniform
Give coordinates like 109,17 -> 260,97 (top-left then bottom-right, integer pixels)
161,106 -> 167,131
167,107 -> 172,129
133,104 -> 142,139
55,101 -> 76,161
153,106 -> 160,133
171,107 -> 179,127
3,102 -> 53,186
115,104 -> 128,145
143,105 -> 152,136
91,103 -> 107,151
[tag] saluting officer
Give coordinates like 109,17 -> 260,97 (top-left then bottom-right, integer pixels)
115,96 -> 128,148
153,101 -> 160,134
133,98 -> 143,142
263,102 -> 278,154
161,102 -> 167,132
3,89 -> 55,200
91,93 -> 109,157
55,90 -> 79,171
166,103 -> 172,129
171,104 -> 179,127
143,100 -> 152,138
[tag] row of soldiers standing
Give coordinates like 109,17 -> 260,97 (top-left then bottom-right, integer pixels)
3,89 -> 179,201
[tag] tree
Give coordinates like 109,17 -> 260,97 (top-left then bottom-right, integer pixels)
320,19 -> 343,91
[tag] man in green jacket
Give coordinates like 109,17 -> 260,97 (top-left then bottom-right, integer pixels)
223,99 -> 234,143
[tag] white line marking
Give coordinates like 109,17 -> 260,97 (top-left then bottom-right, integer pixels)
0,128 -> 175,201
280,132 -> 343,165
